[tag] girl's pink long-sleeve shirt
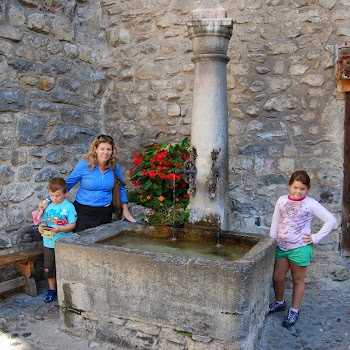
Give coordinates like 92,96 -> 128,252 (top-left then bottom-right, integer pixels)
270,195 -> 336,251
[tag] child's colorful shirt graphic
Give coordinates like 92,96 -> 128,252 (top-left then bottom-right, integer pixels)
42,200 -> 77,248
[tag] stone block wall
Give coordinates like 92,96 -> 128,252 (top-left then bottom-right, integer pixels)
0,1 -> 349,285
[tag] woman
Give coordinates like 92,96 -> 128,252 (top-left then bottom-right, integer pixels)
39,135 -> 136,232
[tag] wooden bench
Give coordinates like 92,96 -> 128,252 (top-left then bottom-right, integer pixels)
0,246 -> 44,297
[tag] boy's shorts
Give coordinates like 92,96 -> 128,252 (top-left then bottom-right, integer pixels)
43,247 -> 56,279
275,244 -> 314,266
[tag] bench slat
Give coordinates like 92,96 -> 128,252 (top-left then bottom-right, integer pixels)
0,276 -> 26,293
0,247 -> 44,269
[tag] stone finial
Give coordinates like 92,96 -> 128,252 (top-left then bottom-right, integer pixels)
192,0 -> 227,19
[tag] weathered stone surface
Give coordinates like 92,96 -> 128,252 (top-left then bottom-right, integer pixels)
7,205 -> 26,226
0,167 -> 15,185
11,150 -> 28,166
0,89 -> 26,111
28,13 -> 51,33
9,5 -> 26,27
20,75 -> 55,90
0,24 -> 22,41
0,234 -> 12,249
51,58 -> 72,74
18,0 -> 38,7
63,43 -> 79,58
300,74 -> 325,87
7,183 -> 35,203
34,168 -> 61,182
18,114 -> 47,145
108,28 -> 130,47
0,0 -> 346,292
319,0 -> 337,9
263,95 -> 300,111
18,166 -> 34,181
8,58 -> 36,72
50,16 -> 74,41
0,39 -> 14,57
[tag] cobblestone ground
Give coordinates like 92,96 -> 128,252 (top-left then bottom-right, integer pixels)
0,281 -> 120,350
0,282 -> 349,350
258,288 -> 350,350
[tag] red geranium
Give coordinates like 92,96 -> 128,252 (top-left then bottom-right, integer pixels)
129,137 -> 191,224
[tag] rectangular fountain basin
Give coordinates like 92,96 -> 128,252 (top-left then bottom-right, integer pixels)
55,221 -> 275,350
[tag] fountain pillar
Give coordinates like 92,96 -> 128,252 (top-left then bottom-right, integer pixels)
187,0 -> 234,231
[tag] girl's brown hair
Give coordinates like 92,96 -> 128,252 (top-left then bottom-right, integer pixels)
84,135 -> 118,170
288,170 -> 311,189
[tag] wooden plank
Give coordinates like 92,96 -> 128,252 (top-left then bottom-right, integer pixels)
0,276 -> 26,294
0,247 -> 44,269
18,261 -> 34,279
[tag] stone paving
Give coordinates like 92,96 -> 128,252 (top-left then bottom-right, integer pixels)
258,287 -> 350,350
0,281 -> 349,350
0,281 -> 118,350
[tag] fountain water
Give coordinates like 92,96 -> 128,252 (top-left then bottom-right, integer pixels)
55,1 -> 275,349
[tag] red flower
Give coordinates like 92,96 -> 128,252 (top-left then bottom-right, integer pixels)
148,170 -> 158,178
166,173 -> 176,181
132,152 -> 143,166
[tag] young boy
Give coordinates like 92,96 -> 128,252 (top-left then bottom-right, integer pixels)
39,177 -> 77,303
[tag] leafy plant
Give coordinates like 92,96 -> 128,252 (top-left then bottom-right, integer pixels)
129,137 -> 191,226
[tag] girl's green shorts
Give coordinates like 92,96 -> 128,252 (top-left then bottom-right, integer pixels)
275,244 -> 314,266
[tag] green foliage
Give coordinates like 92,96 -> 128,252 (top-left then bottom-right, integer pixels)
174,329 -> 193,338
129,138 -> 191,226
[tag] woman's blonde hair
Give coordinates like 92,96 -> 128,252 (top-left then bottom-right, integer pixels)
84,135 -> 118,170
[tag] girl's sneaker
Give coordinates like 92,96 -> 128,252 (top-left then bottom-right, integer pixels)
44,290 -> 56,303
282,308 -> 299,328
268,300 -> 286,313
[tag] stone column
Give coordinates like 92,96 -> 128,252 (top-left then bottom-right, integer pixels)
187,0 -> 234,231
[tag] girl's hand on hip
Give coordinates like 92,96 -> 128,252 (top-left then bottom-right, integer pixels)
303,234 -> 313,244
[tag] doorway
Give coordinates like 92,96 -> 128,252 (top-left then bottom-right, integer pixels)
342,92 -> 350,256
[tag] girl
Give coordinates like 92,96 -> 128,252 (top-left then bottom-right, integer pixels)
269,170 -> 336,328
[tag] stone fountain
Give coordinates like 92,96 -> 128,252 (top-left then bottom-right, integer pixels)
55,2 -> 275,349
186,0 -> 234,232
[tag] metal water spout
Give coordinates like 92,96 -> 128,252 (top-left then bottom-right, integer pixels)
187,0 -> 234,231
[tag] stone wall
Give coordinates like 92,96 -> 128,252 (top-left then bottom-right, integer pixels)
0,1 -> 349,285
